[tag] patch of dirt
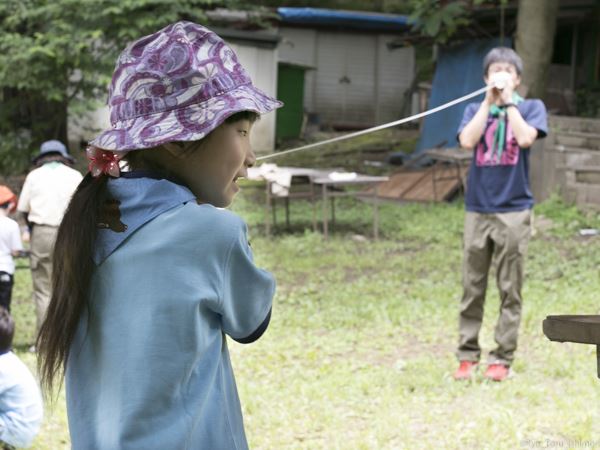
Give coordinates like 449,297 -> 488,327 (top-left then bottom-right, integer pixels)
356,334 -> 453,369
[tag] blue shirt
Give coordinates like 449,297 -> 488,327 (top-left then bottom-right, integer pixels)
458,99 -> 548,213
0,351 -> 44,448
66,175 -> 275,450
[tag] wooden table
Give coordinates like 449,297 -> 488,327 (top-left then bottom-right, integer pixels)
543,315 -> 600,378
248,166 -> 333,235
311,174 -> 389,239
424,148 -> 472,200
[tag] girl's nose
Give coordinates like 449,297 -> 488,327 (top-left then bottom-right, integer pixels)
246,148 -> 256,168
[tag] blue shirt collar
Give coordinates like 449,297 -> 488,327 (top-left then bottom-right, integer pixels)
93,172 -> 196,264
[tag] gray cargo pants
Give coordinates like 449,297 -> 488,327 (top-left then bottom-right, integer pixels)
456,209 -> 532,366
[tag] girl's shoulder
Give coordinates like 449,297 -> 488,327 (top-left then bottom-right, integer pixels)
176,202 -> 247,236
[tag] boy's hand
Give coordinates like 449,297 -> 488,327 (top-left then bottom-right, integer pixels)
499,79 -> 515,104
484,86 -> 499,106
486,71 -> 515,106
484,83 -> 514,106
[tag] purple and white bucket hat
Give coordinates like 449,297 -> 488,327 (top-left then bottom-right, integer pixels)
90,21 -> 283,151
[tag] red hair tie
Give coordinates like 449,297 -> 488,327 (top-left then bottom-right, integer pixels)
86,146 -> 122,178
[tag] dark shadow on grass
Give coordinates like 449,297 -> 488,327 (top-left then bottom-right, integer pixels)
262,221 -> 379,238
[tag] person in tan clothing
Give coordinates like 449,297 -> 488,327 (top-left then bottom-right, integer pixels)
17,140 -> 82,337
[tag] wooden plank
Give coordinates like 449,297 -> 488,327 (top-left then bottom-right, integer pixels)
550,115 -> 600,134
575,171 -> 600,185
375,171 -> 426,198
543,315 -> 600,345
559,130 -> 600,140
558,165 -> 600,172
563,152 -> 600,167
555,145 -> 600,155
375,166 -> 463,202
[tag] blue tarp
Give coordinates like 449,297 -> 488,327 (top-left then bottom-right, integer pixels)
277,7 -> 411,31
416,38 -> 510,153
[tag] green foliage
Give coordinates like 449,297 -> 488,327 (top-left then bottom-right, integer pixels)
0,0 -> 223,175
408,0 -> 470,43
410,0 -> 469,43
407,0 -> 508,44
0,128 -> 34,174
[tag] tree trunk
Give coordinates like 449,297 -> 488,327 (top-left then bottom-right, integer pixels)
514,0 -> 559,99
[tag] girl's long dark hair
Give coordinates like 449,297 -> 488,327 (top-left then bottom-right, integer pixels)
36,173 -> 109,393
36,110 -> 259,394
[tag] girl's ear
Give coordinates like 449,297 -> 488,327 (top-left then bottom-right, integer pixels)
162,140 -> 205,159
162,142 -> 187,159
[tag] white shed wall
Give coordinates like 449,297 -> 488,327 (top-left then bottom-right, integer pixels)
278,26 -> 415,128
315,31 -> 377,126
376,35 -> 415,124
278,27 -> 317,111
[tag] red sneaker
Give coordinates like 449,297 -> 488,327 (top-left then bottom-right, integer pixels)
484,363 -> 511,381
453,361 -> 478,380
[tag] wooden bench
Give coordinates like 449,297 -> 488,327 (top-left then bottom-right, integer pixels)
543,315 -> 600,378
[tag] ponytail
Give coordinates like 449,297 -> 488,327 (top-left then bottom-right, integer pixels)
37,173 -> 109,394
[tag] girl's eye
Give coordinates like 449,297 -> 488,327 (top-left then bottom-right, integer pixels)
239,130 -> 248,137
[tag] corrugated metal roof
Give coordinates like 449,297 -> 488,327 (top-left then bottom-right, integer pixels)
277,7 -> 411,31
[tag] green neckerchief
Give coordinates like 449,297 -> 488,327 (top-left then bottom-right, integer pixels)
489,92 -> 524,161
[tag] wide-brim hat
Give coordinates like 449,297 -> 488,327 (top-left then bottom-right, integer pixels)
33,140 -> 74,164
90,21 -> 283,151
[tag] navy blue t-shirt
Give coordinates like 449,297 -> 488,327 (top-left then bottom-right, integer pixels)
458,99 -> 548,213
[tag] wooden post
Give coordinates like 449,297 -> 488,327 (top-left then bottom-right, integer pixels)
597,345 -> 600,379
311,180 -> 317,232
431,163 -> 438,202
322,183 -> 329,239
265,181 -> 271,236
331,197 -> 335,225
373,184 -> 379,240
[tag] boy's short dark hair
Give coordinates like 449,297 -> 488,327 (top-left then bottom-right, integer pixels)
0,306 -> 15,353
483,47 -> 523,76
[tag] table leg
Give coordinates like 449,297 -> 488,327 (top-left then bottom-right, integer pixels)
373,184 -> 379,240
265,181 -> 271,236
311,181 -> 317,232
331,197 -> 335,225
432,164 -> 438,201
322,184 -> 328,239
285,197 -> 290,228
597,345 -> 600,379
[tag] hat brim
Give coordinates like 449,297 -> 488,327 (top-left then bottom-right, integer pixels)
32,151 -> 75,164
90,85 -> 283,151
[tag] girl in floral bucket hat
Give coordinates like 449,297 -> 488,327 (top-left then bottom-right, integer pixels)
37,21 -> 282,450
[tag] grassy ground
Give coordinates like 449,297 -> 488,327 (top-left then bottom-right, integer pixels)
10,187 -> 600,449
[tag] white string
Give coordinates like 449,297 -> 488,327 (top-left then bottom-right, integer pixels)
257,85 -> 490,162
